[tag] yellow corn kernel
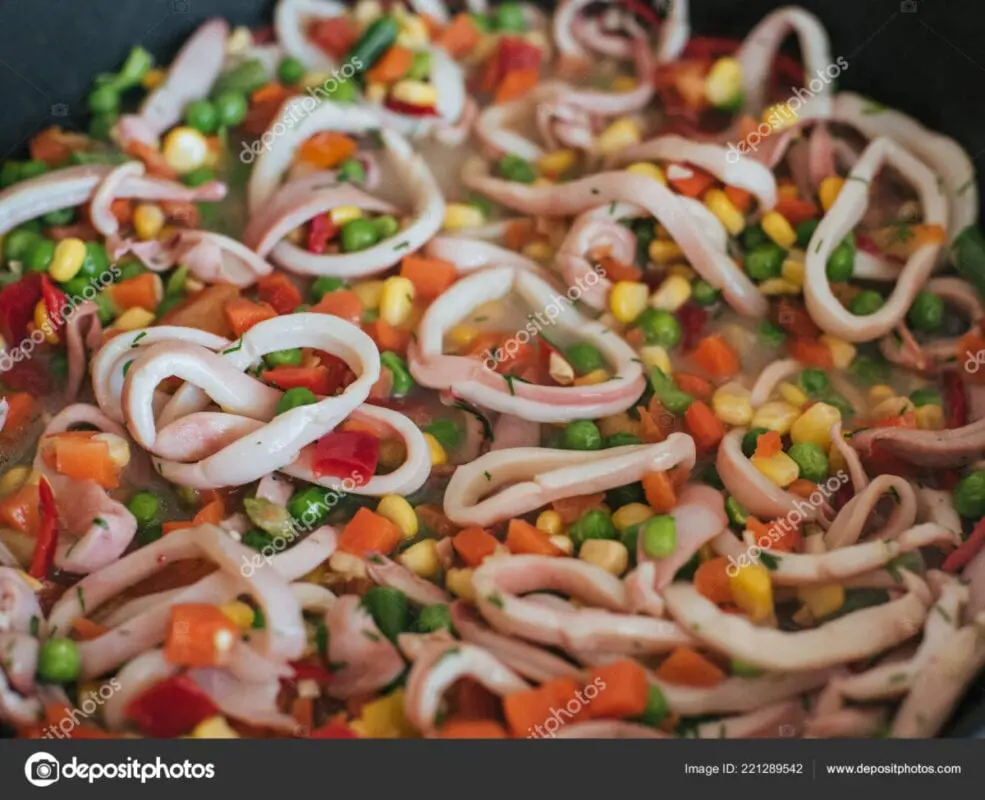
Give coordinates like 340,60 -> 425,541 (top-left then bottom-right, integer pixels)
761,102 -> 798,130
872,396 -> 914,422
781,257 -> 805,287
354,0 -> 384,27
611,75 -> 638,92
49,237 -> 87,283
579,539 -> 629,576
191,716 -> 240,739
538,149 -> 577,177
364,82 -> 387,103
447,324 -> 479,350
649,274 -> 692,312
185,277 -> 205,293
625,162 -> 666,184
711,384 -> 754,426
443,202 -> 486,231
142,67 -> 166,90
639,345 -> 672,375
648,239 -> 683,263
728,562 -> 774,623
758,278 -> 801,296
761,211 -> 798,249
162,126 -> 209,174
398,539 -> 440,579
828,441 -> 847,474
819,334 -> 857,369
377,494 -> 418,538
329,205 -> 363,226
609,281 -> 650,324
391,79 -> 438,108
219,601 -> 255,629
797,584 -> 844,618
132,203 -> 165,242
380,276 -> 415,326
915,403 -> 945,431
446,567 -> 476,601
353,279 -> 384,310
0,466 -> 31,497
596,117 -> 642,157
751,451 -> 800,487
789,402 -> 842,449
521,241 -> 553,261
778,182 -> 799,198
351,688 -> 415,738
704,56 -> 743,107
396,14 -> 429,48
778,381 -> 809,408
819,176 -> 845,212
751,401 -> 801,435
113,307 -> 156,332
573,369 -> 609,386
598,413 -> 640,439
535,510 -> 564,536
703,188 -> 745,236
668,263 -> 695,280
423,432 -> 447,465
93,432 -> 130,469
867,385 -> 895,406
33,300 -> 59,345
611,503 -> 652,533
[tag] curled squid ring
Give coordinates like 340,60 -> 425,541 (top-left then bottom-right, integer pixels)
803,136 -> 947,343
407,266 -> 646,423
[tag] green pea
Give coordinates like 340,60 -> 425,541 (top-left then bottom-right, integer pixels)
89,113 -> 118,142
135,521 -> 164,547
117,261 -> 145,281
19,160 -> 48,180
605,432 -> 643,448
165,265 -> 189,297
628,217 -> 655,266
184,99 -> 219,134
606,481 -> 646,509
799,368 -> 829,396
795,218 -> 820,248
562,420 -> 602,451
497,154 -> 537,184
850,290 -> 884,316
469,12 -> 493,32
178,168 -> 213,191
15,219 -> 42,234
92,292 -> 117,325
37,638 -> 81,684
425,418 -> 463,450
741,224 -> 769,250
252,606 -> 267,630
326,78 -> 357,103
566,342 -> 604,375
725,495 -> 747,527
80,241 -> 110,279
275,387 -> 317,415
214,90 -> 248,127
155,294 -> 183,318
380,351 -> 414,396
745,244 -> 785,281
42,207 -> 76,226
757,320 -> 786,346
0,161 -> 22,188
691,280 -> 720,306
641,515 -> 677,558
907,291 -> 944,333
729,657 -> 764,677
340,218 -> 380,252
4,228 -> 41,263
288,486 -> 332,526
213,59 -> 269,97
850,353 -> 888,386
88,83 -> 120,114
360,586 -> 410,643
337,158 -> 366,184
264,348 -> 303,368
406,50 -> 432,81
620,521 -> 641,555
25,239 -> 56,273
953,471 -> 985,519
414,603 -> 454,634
495,1 -> 526,31
787,442 -> 829,482
649,367 -> 693,414
242,527 -> 273,551
568,509 -> 617,549
909,387 -> 943,407
826,235 -> 856,282
311,276 -> 346,303
636,685 -> 669,726
58,276 -> 89,301
741,427 -> 770,458
467,192 -> 495,218
373,215 -> 400,239
636,308 -> 682,348
127,491 -> 161,526
278,56 -> 306,85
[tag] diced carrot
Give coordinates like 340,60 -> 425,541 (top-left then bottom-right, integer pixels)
338,507 -> 403,556
223,298 -> 279,337
263,365 -> 335,395
160,199 -> 201,228
435,13 -> 482,58
503,681 -> 576,737
597,255 -> 642,283
42,432 -> 119,489
872,410 -> 918,429
110,199 -> 134,227
157,283 -> 239,336
292,697 -> 314,731
673,372 -> 713,402
690,335 -> 739,378
256,273 -> 302,315
495,68 -> 540,104
416,504 -> 458,537
724,184 -> 753,213
551,492 -> 606,524
684,400 -> 724,451
754,430 -> 782,459
243,83 -> 296,136
869,223 -> 946,258
787,479 -> 818,499
72,617 -> 110,640
503,219 -> 534,251
162,498 -> 226,534
667,164 -> 716,197
585,660 -> 649,718
0,482 -> 40,535
310,289 -> 363,325
108,272 -> 163,312
164,604 -> 239,667
774,195 -> 819,226
400,254 -> 458,299
439,719 -> 508,738
694,557 -> 733,604
642,470 -> 677,513
366,45 -> 414,84
298,132 -> 358,170
654,647 -> 726,687
505,518 -> 563,556
452,677 -> 500,720
365,319 -> 411,354
746,515 -> 801,552
125,140 -> 177,180
30,127 -> 89,166
1,393 -> 35,435
453,525 -> 500,567
788,337 -> 833,368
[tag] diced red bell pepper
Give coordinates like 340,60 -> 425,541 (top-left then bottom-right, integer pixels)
29,477 -> 58,580
0,274 -> 42,344
677,303 -> 707,351
3,361 -> 49,395
123,675 -> 220,738
384,98 -> 440,117
309,18 -> 359,60
263,365 -> 337,396
498,36 -> 543,73
288,658 -> 335,685
943,516 -> 985,573
308,722 -> 358,738
257,273 -> 303,315
312,429 -> 380,485
620,0 -> 662,26
308,214 -> 339,255
40,275 -> 67,333
944,371 -> 968,429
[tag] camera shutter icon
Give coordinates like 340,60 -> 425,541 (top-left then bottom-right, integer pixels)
25,752 -> 61,787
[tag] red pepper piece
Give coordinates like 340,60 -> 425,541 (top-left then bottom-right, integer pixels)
263,365 -> 341,396
312,429 -> 380,484
40,274 -> 67,333
308,722 -> 358,738
288,658 -> 335,685
309,18 -> 359,60
123,675 -> 220,738
29,477 -> 58,580
384,98 -> 440,117
0,274 -> 42,344
307,213 -> 338,254
257,273 -> 303,315
943,371 -> 968,429
943,517 -> 985,573
677,303 -> 707,351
